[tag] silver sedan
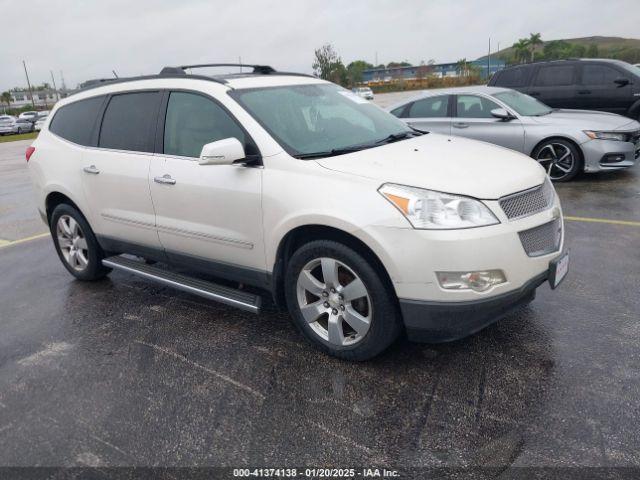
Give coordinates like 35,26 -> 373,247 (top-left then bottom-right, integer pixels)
388,86 -> 640,181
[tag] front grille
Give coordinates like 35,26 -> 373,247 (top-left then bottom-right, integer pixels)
499,178 -> 555,221
518,218 -> 562,257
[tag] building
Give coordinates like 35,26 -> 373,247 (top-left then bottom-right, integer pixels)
361,59 -> 505,84
5,89 -> 65,109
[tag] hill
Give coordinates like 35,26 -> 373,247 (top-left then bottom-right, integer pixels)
477,36 -> 640,65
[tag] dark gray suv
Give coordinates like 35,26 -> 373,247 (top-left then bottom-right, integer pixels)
489,59 -> 640,121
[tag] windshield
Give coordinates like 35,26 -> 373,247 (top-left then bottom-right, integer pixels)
232,83 -> 413,158
493,90 -> 552,116
622,63 -> 640,76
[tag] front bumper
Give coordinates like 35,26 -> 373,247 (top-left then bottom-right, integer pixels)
401,272 -> 547,342
0,126 -> 14,134
582,138 -> 638,172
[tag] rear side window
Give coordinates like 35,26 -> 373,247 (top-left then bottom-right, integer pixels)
407,96 -> 449,118
494,67 -> 528,87
582,64 -> 622,85
534,65 -> 575,87
49,96 -> 105,146
163,91 -> 247,158
99,92 -> 160,152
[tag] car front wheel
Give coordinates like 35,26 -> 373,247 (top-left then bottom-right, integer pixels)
532,139 -> 582,182
285,240 -> 401,360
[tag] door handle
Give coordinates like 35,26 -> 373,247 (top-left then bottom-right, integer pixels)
154,174 -> 176,185
578,90 -> 591,94
452,123 -> 469,129
83,165 -> 100,174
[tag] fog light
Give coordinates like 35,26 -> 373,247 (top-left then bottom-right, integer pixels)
436,270 -> 506,292
600,154 -> 626,164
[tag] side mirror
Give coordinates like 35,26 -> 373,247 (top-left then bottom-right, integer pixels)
491,108 -> 514,120
199,138 -> 246,166
614,78 -> 630,87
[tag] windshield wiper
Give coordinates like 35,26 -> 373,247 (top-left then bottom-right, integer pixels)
295,146 -> 366,159
373,131 -> 422,145
295,131 -> 423,159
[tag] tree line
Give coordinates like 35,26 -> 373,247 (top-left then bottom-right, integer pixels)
505,33 -> 640,65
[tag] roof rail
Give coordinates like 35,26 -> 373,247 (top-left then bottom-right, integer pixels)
160,63 -> 276,75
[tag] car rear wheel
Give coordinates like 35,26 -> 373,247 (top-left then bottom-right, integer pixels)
50,204 -> 111,281
285,240 -> 401,360
532,139 -> 581,182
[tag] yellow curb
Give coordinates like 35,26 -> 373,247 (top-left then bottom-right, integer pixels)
564,216 -> 640,227
0,232 -> 49,249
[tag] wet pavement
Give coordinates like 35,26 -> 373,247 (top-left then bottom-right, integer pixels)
0,133 -> 639,473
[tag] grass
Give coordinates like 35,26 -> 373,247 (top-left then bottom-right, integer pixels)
0,132 -> 38,143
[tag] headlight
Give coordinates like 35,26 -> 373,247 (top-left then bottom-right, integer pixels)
584,130 -> 627,141
379,183 -> 499,229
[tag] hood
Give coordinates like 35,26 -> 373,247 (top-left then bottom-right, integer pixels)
530,109 -> 638,131
315,134 -> 546,199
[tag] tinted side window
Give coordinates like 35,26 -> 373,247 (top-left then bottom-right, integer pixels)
534,65 -> 575,87
163,92 -> 246,158
456,95 -> 500,118
99,92 -> 160,152
49,96 -> 105,146
582,65 -> 622,85
495,67 -> 528,87
407,96 -> 448,118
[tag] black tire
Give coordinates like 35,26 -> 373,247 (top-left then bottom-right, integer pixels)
50,203 -> 111,281
532,139 -> 582,182
284,240 -> 401,361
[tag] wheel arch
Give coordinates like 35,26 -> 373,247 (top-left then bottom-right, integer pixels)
45,191 -> 87,224
627,99 -> 640,120
270,224 -> 396,310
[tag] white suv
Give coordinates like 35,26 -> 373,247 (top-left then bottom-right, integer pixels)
27,64 -> 568,360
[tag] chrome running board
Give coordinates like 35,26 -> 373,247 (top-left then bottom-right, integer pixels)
102,255 -> 261,313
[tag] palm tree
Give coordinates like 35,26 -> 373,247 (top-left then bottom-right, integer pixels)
513,39 -> 530,64
529,33 -> 543,62
456,58 -> 469,77
1,91 -> 11,110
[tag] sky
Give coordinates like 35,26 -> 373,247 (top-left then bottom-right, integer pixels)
1,0 -> 638,92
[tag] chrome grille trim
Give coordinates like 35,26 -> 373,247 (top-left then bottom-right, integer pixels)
518,218 -> 562,257
499,178 -> 555,221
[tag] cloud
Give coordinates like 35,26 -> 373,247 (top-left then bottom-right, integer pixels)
0,0 -> 638,91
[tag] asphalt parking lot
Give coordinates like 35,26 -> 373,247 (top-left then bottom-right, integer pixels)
1,95 -> 640,474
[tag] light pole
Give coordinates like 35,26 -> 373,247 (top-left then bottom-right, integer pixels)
50,71 -> 59,102
23,60 -> 36,109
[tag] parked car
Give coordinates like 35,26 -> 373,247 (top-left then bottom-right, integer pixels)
34,116 -> 47,131
0,115 -> 16,135
14,117 -> 35,134
488,59 -> 640,121
27,63 -> 568,360
37,110 -> 50,118
388,86 -> 640,181
19,111 -> 39,120
352,87 -> 374,100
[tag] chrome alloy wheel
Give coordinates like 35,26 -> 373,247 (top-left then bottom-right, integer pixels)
535,143 -> 575,181
296,257 -> 372,347
56,215 -> 89,271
